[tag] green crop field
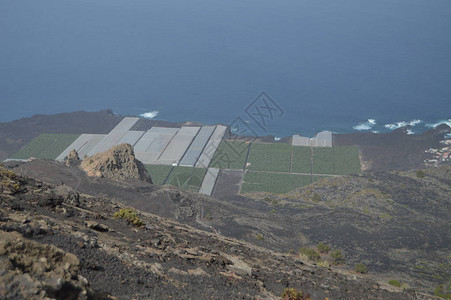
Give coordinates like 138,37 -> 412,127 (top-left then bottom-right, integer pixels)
166,166 -> 207,192
333,146 -> 361,174
310,146 -> 361,175
246,143 -> 292,172
312,147 -> 335,174
144,165 -> 173,185
209,140 -> 250,170
241,172 -> 311,194
291,146 -> 311,173
11,134 -> 80,160
241,171 -> 324,194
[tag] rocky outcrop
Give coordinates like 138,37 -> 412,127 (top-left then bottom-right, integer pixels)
65,149 -> 80,167
81,143 -> 152,183
0,231 -> 98,299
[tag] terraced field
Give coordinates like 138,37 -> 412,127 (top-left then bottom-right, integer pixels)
165,166 -> 207,192
144,165 -> 173,185
246,143 -> 292,172
241,171 -> 324,194
11,134 -> 80,160
209,140 -> 250,170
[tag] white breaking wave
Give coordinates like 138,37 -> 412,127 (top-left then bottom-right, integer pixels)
406,129 -> 415,135
384,119 -> 422,130
274,137 -> 281,141
140,111 -> 159,119
353,119 -> 377,131
425,118 -> 451,128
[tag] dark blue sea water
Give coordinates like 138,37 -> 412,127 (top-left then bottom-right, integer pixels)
0,0 -> 450,137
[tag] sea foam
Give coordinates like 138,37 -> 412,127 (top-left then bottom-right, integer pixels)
426,118 -> 451,129
384,119 -> 422,130
139,111 -> 159,119
353,119 -> 376,131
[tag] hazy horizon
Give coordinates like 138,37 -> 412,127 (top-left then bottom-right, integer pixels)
1,0 -> 450,136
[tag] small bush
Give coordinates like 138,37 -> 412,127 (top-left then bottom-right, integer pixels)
299,247 -> 320,261
330,250 -> 345,264
416,170 -> 426,178
317,242 -> 331,254
312,193 -> 321,202
434,284 -> 451,299
113,208 -> 144,227
256,234 -> 264,241
282,288 -> 303,300
317,260 -> 330,268
0,167 -> 17,180
388,279 -> 401,287
354,263 -> 368,274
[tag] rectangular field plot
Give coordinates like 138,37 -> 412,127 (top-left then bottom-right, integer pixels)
208,140 -> 250,170
86,117 -> 139,156
291,146 -> 311,173
241,171 -> 324,194
332,146 -> 361,174
246,143 -> 291,172
144,165 -> 173,185
56,134 -> 106,161
134,127 -> 179,164
165,166 -> 207,192
12,134 -> 81,160
199,168 -> 219,196
118,131 -> 145,147
155,126 -> 200,165
312,147 -> 335,174
179,126 -> 215,166
195,125 -> 227,168
312,146 -> 361,175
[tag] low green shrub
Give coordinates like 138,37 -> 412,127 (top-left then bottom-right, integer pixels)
388,279 -> 401,287
354,263 -> 368,274
312,193 -> 321,202
317,242 -> 331,254
256,234 -> 264,241
317,260 -> 330,268
282,288 -> 303,300
416,170 -> 426,178
113,208 -> 144,227
299,247 -> 320,261
330,250 -> 345,264
434,284 -> 451,299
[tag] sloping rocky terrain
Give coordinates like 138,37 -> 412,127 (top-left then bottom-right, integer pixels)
1,111 -> 450,298
0,166 -> 429,299
7,158 -> 450,297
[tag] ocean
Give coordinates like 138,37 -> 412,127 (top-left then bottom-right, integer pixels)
0,0 -> 450,137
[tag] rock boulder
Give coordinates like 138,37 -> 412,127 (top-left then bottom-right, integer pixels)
81,143 -> 152,183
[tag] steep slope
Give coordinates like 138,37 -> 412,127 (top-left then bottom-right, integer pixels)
8,159 -> 451,297
0,166 -> 429,299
